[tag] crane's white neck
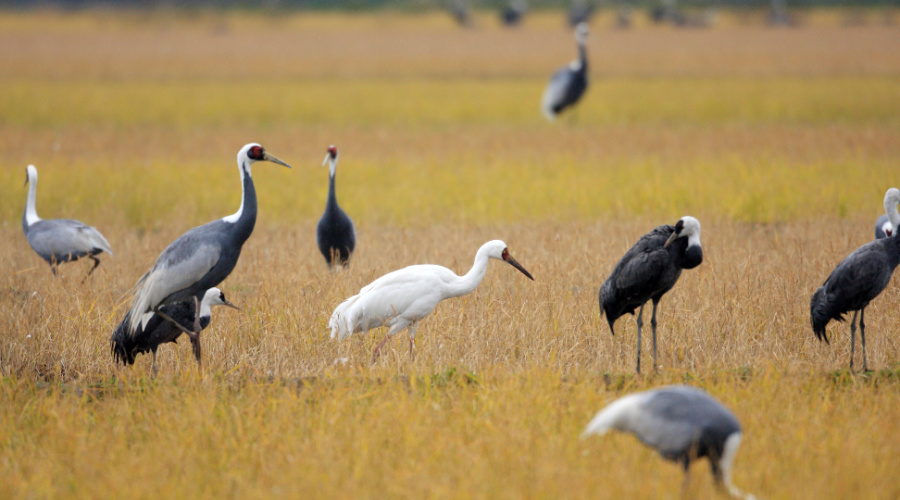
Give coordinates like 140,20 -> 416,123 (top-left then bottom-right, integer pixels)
686,232 -> 701,248
328,157 -> 337,178
445,246 -> 493,299
886,196 -> 900,234
222,160 -> 250,224
24,168 -> 41,226
199,299 -> 214,320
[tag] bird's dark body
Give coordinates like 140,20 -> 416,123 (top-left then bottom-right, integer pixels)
316,173 -> 356,267
111,301 -> 211,366
810,236 -> 900,343
600,224 -> 703,332
639,387 -> 741,470
23,217 -> 105,264
548,44 -> 588,117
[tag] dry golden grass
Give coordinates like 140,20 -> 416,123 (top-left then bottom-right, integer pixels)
1,9 -> 900,499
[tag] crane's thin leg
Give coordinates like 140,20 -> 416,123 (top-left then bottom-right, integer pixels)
50,263 -> 58,277
372,334 -> 394,363
81,256 -> 101,283
651,297 -> 661,373
408,322 -> 419,359
680,458 -> 691,498
849,310 -> 858,371
154,297 -> 202,371
859,307 -> 868,372
635,303 -> 645,374
151,349 -> 159,377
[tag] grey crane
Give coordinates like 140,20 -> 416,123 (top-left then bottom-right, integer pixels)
582,385 -> 755,499
811,188 -> 900,371
875,214 -> 892,239
599,216 -> 703,374
541,23 -> 589,122
111,287 -> 238,374
126,143 -> 290,335
22,164 -> 113,278
316,145 -> 357,269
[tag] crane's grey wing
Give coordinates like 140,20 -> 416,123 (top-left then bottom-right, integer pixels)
823,243 -> 893,308
27,219 -> 113,259
542,67 -> 573,120
128,231 -> 222,334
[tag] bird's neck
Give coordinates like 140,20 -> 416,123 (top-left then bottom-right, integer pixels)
326,171 -> 339,210
23,177 -> 40,227
198,301 -> 213,321
887,203 -> 900,237
222,162 -> 257,240
577,41 -> 587,71
446,248 -> 491,298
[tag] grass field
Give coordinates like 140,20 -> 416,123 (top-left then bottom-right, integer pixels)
1,8 -> 900,499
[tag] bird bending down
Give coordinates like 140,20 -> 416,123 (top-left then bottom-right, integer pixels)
111,288 -> 239,374
22,165 -> 113,278
126,143 -> 291,336
600,216 -> 703,374
316,145 -> 357,269
811,188 -> 900,371
582,385 -> 755,500
329,240 -> 534,362
875,213 -> 893,239
541,23 -> 589,122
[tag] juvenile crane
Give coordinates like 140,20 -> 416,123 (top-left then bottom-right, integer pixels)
541,23 -> 589,122
22,165 -> 113,277
811,188 -> 900,371
329,240 -> 533,362
316,145 -> 356,269
582,385 -> 755,499
875,214 -> 892,239
126,143 -> 291,335
111,287 -> 238,374
600,216 -> 703,374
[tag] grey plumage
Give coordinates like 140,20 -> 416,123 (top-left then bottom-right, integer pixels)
875,213 -> 892,239
22,165 -> 113,277
541,23 -> 589,121
599,216 -> 703,373
582,385 -> 754,499
811,188 -> 900,371
111,287 -> 238,374
126,143 -> 291,335
316,145 -> 356,269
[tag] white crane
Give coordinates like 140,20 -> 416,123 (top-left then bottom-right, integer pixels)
328,240 -> 533,361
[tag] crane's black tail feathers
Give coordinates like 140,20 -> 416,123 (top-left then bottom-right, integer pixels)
810,286 -> 836,344
110,313 -> 137,366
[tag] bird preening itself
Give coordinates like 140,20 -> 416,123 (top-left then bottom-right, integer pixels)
541,22 -> 589,122
316,145 -> 357,269
600,216 -> 703,374
111,287 -> 239,374
125,143 -> 291,336
811,187 -> 900,371
875,213 -> 892,239
582,385 -> 755,499
22,165 -> 114,278
328,240 -> 534,362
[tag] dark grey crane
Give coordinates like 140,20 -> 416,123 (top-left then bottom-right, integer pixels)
582,385 -> 755,499
111,287 -> 238,374
500,0 -> 527,26
126,143 -> 291,336
22,164 -> 113,278
600,216 -> 703,374
811,188 -> 900,371
875,214 -> 892,239
316,145 -> 356,269
541,23 -> 589,122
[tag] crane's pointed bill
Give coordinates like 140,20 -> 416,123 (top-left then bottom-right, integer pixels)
263,152 -> 292,169
322,154 -> 330,167
664,231 -> 678,248
223,298 -> 240,310
505,255 -> 534,280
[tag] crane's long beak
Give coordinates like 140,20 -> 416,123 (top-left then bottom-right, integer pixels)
223,299 -> 241,310
322,154 -> 330,167
505,254 -> 534,280
664,232 -> 679,248
263,152 -> 292,169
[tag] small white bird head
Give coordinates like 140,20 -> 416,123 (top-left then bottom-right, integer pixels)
483,240 -> 534,280
884,187 -> 900,216
24,164 -> 37,187
575,22 -> 589,43
322,145 -> 339,176
664,216 -> 701,248
237,143 -> 292,173
202,287 -> 240,310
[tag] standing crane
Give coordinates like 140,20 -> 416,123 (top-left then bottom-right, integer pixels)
329,240 -> 533,362
22,165 -> 113,278
582,385 -> 755,499
126,143 -> 291,336
600,216 -> 703,374
111,287 -> 238,374
316,145 -> 356,269
541,23 -> 589,122
811,188 -> 900,371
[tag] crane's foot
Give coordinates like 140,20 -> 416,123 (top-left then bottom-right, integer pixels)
371,334 -> 393,364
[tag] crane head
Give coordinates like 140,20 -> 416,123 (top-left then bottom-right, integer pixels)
24,164 -> 37,187
501,246 -> 534,280
203,287 -> 240,310
575,22 -> 589,43
665,216 -> 701,248
239,143 -> 292,170
323,145 -> 339,167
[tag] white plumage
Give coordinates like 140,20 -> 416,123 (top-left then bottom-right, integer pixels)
328,240 -> 533,361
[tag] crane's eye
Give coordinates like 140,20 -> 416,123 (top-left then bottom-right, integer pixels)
502,248 -> 509,260
219,292 -> 227,302
248,146 -> 264,160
